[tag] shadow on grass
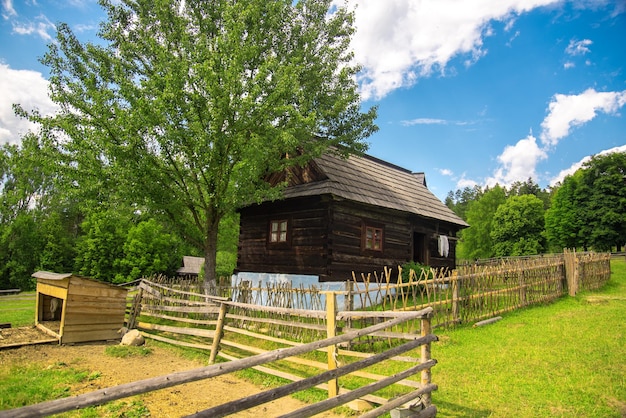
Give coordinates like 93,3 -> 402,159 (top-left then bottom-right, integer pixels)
435,400 -> 491,417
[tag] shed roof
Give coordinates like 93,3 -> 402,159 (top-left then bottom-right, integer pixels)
281,151 -> 468,228
32,271 -> 128,290
177,256 -> 205,275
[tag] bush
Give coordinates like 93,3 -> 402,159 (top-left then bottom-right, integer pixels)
400,261 -> 433,282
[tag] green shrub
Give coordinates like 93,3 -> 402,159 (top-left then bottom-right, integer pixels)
400,261 -> 433,282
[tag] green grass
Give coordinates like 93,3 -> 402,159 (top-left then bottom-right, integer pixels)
0,292 -> 36,327
431,258 -> 626,417
104,345 -> 153,358
0,361 -> 90,409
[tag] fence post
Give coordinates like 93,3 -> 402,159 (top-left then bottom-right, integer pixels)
518,269 -> 527,307
564,249 -> 579,296
209,302 -> 228,365
127,287 -> 143,330
451,271 -> 459,324
420,311 -> 433,407
323,291 -> 339,398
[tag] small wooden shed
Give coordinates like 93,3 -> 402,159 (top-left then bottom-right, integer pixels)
33,271 -> 128,344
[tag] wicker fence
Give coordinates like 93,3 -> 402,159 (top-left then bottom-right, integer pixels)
208,250 -> 611,331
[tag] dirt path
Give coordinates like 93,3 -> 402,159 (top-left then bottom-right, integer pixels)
0,331 -> 344,417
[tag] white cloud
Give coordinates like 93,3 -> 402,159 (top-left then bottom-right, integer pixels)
0,64 -> 58,145
334,0 -> 560,100
485,133 -> 547,187
563,61 -> 575,69
12,14 -> 55,42
540,88 -> 626,146
565,38 -> 592,56
401,117 -> 475,126
401,118 -> 447,126
549,144 -> 626,187
439,168 -> 454,176
2,0 -> 17,19
456,175 -> 479,189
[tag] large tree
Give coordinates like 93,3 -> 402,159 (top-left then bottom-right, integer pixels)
490,194 -> 546,257
26,0 -> 377,293
457,185 -> 507,260
578,152 -> 626,251
544,171 -> 585,251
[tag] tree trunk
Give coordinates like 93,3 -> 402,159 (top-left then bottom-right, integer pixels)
202,220 -> 220,296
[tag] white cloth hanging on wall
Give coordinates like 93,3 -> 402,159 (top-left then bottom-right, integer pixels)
438,235 -> 449,257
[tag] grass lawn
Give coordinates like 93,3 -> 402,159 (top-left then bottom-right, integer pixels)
0,292 -> 36,327
432,258 -> 626,417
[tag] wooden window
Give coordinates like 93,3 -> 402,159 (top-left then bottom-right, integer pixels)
364,224 -> 383,251
269,219 -> 289,243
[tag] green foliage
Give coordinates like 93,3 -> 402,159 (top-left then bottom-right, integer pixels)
545,152 -> 626,252
0,213 -> 42,290
401,261 -> 433,281
458,185 -> 507,260
74,211 -> 130,283
38,211 -> 77,274
544,171 -> 584,251
490,194 -> 545,256
578,152 -> 626,251
445,185 -> 483,219
114,219 -> 183,283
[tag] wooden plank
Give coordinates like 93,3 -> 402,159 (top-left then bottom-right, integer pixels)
0,338 -> 59,350
61,329 -> 121,344
140,304 -> 221,314
138,312 -> 217,326
36,283 -> 68,300
226,313 -> 326,332
137,322 -> 215,339
141,332 -> 213,351
62,323 -> 124,333
63,313 -> 127,326
35,323 -> 60,339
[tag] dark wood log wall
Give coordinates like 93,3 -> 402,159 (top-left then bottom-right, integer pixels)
237,195 -> 461,281
237,196 -> 331,278
325,200 -> 412,281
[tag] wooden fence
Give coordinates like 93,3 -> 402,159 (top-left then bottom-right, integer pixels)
344,250 -> 610,328
4,285 -> 437,417
207,250 -> 610,331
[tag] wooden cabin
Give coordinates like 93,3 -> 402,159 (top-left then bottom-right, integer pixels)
33,271 -> 128,344
236,151 -> 469,282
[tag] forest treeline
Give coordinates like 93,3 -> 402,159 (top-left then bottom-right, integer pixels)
445,151 -> 626,261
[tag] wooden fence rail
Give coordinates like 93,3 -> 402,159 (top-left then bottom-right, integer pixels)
2,307 -> 437,418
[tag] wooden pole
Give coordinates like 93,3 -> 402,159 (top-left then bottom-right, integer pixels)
323,291 -> 339,398
420,312 -> 433,406
209,302 -> 228,364
451,271 -> 459,323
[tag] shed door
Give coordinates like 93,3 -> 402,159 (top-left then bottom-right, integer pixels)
413,232 -> 427,264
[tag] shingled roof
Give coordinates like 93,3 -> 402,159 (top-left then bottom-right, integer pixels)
281,151 -> 468,228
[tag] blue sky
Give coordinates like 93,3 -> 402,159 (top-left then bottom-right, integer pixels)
1,1 -> 625,200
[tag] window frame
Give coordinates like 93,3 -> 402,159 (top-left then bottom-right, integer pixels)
268,218 -> 291,246
362,221 -> 384,253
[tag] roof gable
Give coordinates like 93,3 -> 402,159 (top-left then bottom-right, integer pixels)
281,152 -> 468,228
